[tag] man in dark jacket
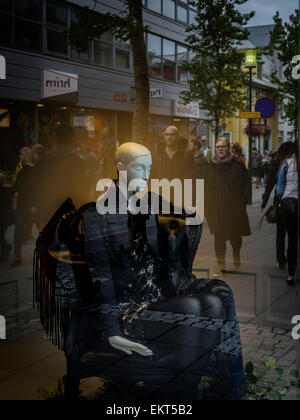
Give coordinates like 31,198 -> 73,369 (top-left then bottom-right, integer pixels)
152,126 -> 196,182
205,138 -> 251,277
188,139 -> 208,180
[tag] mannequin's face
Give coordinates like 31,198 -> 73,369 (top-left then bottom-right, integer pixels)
119,154 -> 152,192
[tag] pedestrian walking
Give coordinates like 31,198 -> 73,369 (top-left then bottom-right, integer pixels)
252,148 -> 263,188
205,137 -> 251,277
261,142 -> 295,269
188,139 -> 208,179
231,142 -> 246,166
152,126 -> 196,183
275,143 -> 299,286
11,147 -> 35,267
200,138 -> 213,163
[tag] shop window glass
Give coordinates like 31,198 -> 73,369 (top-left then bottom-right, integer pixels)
0,0 -> 12,13
47,28 -> 68,55
148,34 -> 162,77
177,6 -> 188,23
0,13 -> 13,46
177,44 -> 188,82
148,0 -> 161,14
15,19 -> 42,51
15,0 -> 42,22
115,49 -> 130,69
94,40 -> 113,67
163,39 -> 175,81
163,0 -> 175,19
47,2 -> 68,26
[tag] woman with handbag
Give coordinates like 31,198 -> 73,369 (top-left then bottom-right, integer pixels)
261,142 -> 295,269
275,143 -> 299,286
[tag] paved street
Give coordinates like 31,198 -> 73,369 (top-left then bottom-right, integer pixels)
0,185 -> 299,400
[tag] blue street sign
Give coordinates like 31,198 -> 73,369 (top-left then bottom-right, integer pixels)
255,97 -> 276,119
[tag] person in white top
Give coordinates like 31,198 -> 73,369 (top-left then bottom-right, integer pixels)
276,143 -> 299,286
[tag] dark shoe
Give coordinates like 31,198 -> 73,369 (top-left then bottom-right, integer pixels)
10,259 -> 23,268
286,277 -> 296,287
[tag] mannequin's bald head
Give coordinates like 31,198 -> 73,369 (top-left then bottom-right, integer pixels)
115,142 -> 151,166
115,142 -> 152,192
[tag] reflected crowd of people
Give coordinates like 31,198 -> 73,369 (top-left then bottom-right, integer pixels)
0,125 -> 298,284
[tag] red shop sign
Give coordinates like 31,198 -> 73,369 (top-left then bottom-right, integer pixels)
114,92 -> 128,103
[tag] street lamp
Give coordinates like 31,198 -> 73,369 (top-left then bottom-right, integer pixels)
244,49 -> 258,205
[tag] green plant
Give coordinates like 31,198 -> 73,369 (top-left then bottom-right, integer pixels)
245,358 -> 300,401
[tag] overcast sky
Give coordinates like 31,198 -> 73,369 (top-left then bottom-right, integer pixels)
237,0 -> 299,26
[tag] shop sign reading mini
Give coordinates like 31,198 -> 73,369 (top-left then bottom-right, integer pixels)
0,55 -> 6,79
173,99 -> 200,119
42,69 -> 79,101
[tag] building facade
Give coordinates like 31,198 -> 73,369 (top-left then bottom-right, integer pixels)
0,0 -> 212,153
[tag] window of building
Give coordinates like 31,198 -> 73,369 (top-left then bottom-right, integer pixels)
144,0 -> 194,25
15,18 -> 42,52
177,5 -> 188,23
163,39 -> 176,81
148,34 -> 162,78
115,37 -> 131,69
94,33 -> 113,68
148,0 -> 162,14
0,0 -> 12,13
15,0 -> 42,22
0,13 -> 13,47
177,44 -> 188,82
47,2 -> 68,27
163,0 -> 175,20
47,28 -> 68,56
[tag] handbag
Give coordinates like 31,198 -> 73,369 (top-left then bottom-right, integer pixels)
265,200 -> 282,224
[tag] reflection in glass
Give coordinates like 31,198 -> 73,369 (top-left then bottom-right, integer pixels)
163,39 -> 176,81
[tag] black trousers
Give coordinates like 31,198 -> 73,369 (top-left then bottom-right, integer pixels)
214,234 -> 242,266
277,198 -> 299,277
276,219 -> 287,266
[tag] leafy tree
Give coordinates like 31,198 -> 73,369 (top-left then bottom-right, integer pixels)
182,0 -> 255,140
270,10 -> 299,140
69,1 -> 150,145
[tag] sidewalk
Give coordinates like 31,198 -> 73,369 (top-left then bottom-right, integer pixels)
0,185 -> 298,400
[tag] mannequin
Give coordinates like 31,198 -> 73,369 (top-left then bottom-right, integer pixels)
36,142 -> 246,400
108,143 -> 154,356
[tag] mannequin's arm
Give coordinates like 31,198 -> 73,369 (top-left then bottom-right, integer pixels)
108,336 -> 153,357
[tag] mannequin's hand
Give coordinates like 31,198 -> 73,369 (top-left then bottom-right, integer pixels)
108,336 -> 153,357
